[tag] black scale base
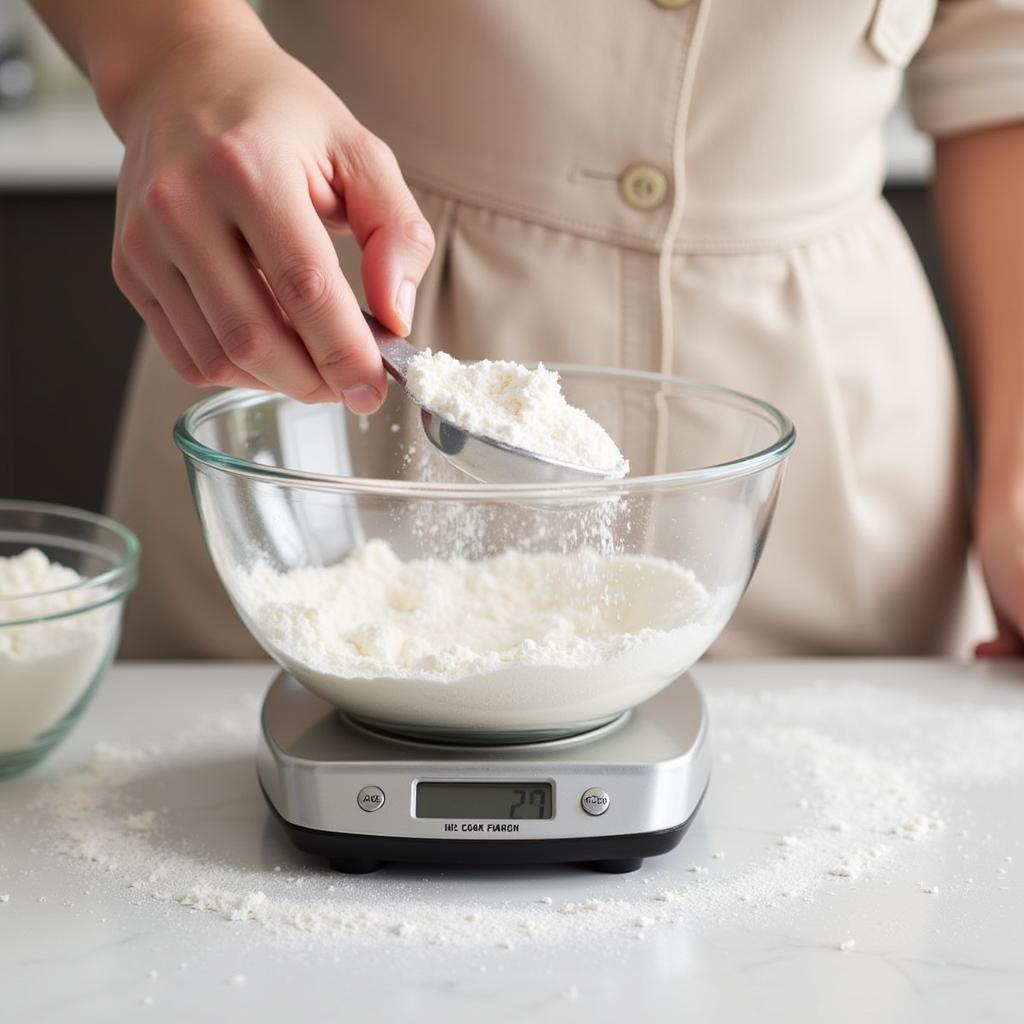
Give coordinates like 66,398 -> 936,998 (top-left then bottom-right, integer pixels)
263,781 -> 705,875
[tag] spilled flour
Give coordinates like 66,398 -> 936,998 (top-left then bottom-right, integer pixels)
32,677 -> 1024,955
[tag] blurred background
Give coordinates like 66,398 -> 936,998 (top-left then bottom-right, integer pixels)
0,0 -> 957,514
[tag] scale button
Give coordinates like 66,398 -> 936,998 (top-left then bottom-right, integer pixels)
357,785 -> 386,812
581,788 -> 610,816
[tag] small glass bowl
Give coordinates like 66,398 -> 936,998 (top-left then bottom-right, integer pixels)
0,501 -> 139,776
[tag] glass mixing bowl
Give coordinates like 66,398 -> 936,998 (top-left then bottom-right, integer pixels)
174,366 -> 794,743
0,501 -> 140,776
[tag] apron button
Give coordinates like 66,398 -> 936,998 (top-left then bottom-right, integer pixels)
618,164 -> 670,210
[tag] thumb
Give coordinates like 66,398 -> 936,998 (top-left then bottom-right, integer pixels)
337,132 -> 436,337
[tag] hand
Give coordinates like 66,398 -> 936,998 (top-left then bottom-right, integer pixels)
109,27 -> 434,410
975,484 -> 1024,657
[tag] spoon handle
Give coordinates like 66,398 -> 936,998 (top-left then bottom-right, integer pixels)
363,311 -> 419,386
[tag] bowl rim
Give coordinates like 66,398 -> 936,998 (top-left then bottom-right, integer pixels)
0,500 -> 140,627
173,364 -> 796,499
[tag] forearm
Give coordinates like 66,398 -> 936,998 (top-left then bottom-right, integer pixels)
934,123 -> 1024,514
28,0 -> 268,133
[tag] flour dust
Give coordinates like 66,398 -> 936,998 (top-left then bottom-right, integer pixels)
31,676 -> 1024,958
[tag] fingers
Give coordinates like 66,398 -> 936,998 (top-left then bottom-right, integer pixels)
975,612 -> 1024,659
336,132 -> 435,338
975,636 -> 1024,658
112,126 -> 432,409
138,173 -> 340,401
231,172 -> 387,411
141,264 -> 274,392
116,213 -> 331,400
111,250 -> 205,388
116,205 -> 329,399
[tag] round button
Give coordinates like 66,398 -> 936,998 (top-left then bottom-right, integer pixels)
357,785 -> 386,812
619,164 -> 669,211
652,0 -> 693,8
581,788 -> 610,816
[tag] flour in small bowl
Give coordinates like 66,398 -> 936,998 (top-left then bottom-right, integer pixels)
0,548 -> 118,752
235,541 -> 735,734
405,351 -> 626,472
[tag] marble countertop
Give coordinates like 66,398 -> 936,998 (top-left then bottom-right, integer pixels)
0,98 -> 933,189
1,659 -> 1020,1023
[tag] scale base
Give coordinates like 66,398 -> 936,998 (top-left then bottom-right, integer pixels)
262,778 -> 704,874
258,671 -> 710,874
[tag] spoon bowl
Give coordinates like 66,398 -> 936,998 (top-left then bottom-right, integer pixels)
364,312 -> 630,484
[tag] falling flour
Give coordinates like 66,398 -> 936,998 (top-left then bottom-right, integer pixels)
234,541 -> 733,732
0,549 -> 118,752
30,675 -> 1024,957
405,350 -> 626,471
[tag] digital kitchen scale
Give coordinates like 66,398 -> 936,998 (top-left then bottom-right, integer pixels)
258,671 -> 710,873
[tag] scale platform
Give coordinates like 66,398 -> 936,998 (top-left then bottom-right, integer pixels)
258,671 -> 710,874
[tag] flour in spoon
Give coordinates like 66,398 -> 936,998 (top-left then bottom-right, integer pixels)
405,351 -> 626,471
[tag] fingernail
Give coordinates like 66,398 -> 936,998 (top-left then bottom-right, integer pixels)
396,280 -> 417,333
342,385 -> 383,415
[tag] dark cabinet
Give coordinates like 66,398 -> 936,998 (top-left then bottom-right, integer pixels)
0,190 -> 140,510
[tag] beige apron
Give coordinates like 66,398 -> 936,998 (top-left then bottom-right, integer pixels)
109,0 -> 1024,659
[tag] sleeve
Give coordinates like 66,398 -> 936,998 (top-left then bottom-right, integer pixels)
906,0 -> 1024,138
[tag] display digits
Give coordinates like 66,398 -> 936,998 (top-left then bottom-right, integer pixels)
416,781 -> 554,819
510,786 -> 547,819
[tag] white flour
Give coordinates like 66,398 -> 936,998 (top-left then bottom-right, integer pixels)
405,351 -> 626,471
31,676 -> 1024,956
0,549 -> 118,752
235,541 -> 731,732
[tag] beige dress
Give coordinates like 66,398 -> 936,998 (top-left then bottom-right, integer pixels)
108,0 -> 1024,660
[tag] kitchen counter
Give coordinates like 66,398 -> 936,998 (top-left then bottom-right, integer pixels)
0,97 -> 122,188
1,659 -> 1021,1023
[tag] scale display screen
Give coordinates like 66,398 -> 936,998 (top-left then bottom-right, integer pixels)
416,782 -> 553,820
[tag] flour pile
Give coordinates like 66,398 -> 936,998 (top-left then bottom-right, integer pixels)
241,540 -> 709,678
405,351 -> 626,472
0,549 -> 118,752
235,540 -> 731,732
32,676 -> 1024,955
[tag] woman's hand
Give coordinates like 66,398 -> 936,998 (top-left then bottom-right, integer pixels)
933,123 -> 1024,658
975,483 -> 1024,657
108,26 -> 434,410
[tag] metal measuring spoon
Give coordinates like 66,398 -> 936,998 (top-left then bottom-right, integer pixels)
362,312 -> 629,485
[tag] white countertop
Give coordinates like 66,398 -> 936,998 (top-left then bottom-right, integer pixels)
2,659 -> 1021,1023
0,98 -> 933,189
0,97 -> 123,188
